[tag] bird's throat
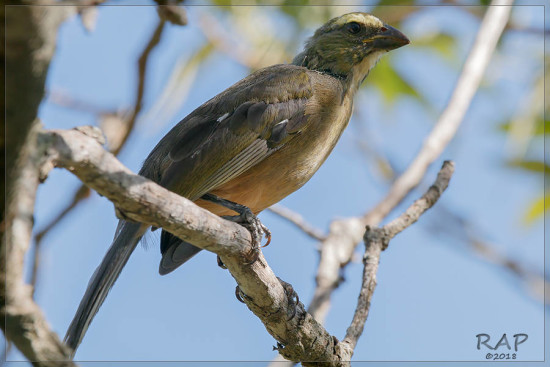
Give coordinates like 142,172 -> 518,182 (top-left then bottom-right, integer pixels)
348,50 -> 385,92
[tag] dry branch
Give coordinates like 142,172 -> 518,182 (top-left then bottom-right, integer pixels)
268,205 -> 326,242
342,161 -> 455,350
38,127 -> 454,365
37,127 -> 352,365
3,2 -> 74,230
1,124 -> 75,367
2,4 -> 77,365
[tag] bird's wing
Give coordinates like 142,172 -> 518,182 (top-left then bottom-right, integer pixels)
146,65 -> 319,275
152,64 -> 314,200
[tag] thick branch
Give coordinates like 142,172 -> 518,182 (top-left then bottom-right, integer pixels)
3,2 -> 74,233
40,127 -> 351,364
342,161 -> 455,349
0,123 -> 75,366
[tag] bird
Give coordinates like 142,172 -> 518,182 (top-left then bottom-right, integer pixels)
64,12 -> 409,355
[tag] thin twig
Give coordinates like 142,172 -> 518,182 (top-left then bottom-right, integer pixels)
155,2 -> 187,26
307,0 -> 512,331
46,90 -> 112,116
115,17 -> 165,156
342,161 -> 455,350
267,205 -> 326,241
30,185 -> 91,291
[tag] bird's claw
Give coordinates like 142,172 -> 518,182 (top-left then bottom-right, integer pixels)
202,193 -> 271,265
277,277 -> 300,321
235,285 -> 248,303
114,207 -> 133,222
223,210 -> 271,265
217,255 -> 227,269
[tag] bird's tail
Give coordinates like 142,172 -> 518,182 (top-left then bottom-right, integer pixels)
64,221 -> 147,356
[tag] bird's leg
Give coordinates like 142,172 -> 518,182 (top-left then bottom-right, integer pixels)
201,193 -> 271,266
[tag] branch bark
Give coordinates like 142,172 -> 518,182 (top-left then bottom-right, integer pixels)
342,161 -> 455,349
2,3 -> 76,365
3,125 -> 454,366
36,127 -> 353,365
0,124 -> 76,367
267,205 -> 326,242
3,2 -> 74,233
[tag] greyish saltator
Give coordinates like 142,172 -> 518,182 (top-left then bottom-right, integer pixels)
65,12 -> 409,354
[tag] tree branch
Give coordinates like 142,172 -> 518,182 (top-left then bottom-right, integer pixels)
3,1 -> 74,240
2,3 -> 76,364
342,161 -> 455,350
0,123 -> 76,367
37,127 -> 353,364
267,205 -> 326,242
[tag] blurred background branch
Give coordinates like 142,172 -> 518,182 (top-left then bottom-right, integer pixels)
1,123 -> 75,366
3,2 -> 75,238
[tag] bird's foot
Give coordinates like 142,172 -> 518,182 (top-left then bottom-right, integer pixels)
223,211 -> 270,264
278,277 -> 300,320
202,193 -> 271,264
235,285 -> 248,303
114,207 -> 138,223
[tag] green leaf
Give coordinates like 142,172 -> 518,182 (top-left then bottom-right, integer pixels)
367,57 -> 420,104
499,117 -> 548,136
279,3 -> 332,28
376,0 -> 411,5
209,0 -> 232,9
523,196 -> 546,224
413,33 -> 457,61
507,159 -> 549,175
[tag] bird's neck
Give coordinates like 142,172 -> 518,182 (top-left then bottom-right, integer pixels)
344,50 -> 385,93
292,50 -> 386,94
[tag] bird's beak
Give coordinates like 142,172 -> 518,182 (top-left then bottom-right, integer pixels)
371,24 -> 410,51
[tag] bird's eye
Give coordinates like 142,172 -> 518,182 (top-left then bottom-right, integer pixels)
380,26 -> 388,32
346,22 -> 362,34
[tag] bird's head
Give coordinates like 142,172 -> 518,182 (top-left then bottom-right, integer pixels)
293,12 -> 409,90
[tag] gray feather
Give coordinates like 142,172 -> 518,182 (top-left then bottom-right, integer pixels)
193,139 -> 275,197
64,221 -> 148,356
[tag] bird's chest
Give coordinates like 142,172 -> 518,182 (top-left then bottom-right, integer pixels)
281,99 -> 353,183
206,96 -> 353,214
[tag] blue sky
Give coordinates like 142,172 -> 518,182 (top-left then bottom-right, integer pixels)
4,3 -> 548,366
